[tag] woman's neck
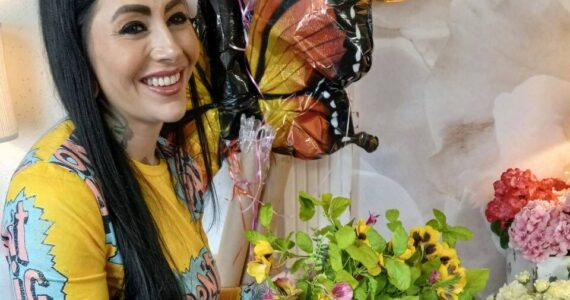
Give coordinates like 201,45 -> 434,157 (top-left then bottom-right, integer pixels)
104,109 -> 162,165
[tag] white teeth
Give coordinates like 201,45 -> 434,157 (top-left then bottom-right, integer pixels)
145,72 -> 182,87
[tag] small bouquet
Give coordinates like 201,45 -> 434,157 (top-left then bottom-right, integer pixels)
487,271 -> 570,300
245,192 -> 489,299
484,168 -> 570,262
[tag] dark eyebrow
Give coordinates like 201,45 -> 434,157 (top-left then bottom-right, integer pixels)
111,0 -> 185,22
165,0 -> 185,14
112,5 -> 151,22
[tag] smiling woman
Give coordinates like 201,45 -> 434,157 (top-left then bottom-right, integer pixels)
0,0 -> 244,299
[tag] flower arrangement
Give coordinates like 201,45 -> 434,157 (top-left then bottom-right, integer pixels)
484,168 -> 570,262
487,271 -> 570,300
245,192 -> 489,299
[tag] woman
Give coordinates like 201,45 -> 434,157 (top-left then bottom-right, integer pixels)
2,0 -> 248,298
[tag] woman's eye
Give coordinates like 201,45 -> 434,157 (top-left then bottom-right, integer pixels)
168,12 -> 189,26
119,21 -> 147,35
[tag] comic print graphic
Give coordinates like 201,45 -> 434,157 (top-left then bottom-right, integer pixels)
2,189 -> 67,300
180,247 -> 221,300
49,135 -> 123,265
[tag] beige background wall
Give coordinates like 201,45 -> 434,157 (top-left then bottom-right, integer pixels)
3,0 -> 570,298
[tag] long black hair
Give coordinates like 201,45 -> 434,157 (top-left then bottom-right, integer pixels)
39,1 -> 217,298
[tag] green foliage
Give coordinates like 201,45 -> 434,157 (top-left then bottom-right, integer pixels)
428,209 -> 474,248
259,203 -> 273,229
368,227 -> 387,252
299,192 -> 317,221
490,221 -> 511,249
336,226 -> 356,250
245,192 -> 489,300
328,196 -> 351,220
385,257 -> 412,291
296,231 -> 313,253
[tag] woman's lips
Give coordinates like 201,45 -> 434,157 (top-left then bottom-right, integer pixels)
142,71 -> 184,97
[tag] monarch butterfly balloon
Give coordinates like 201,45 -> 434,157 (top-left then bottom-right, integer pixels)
183,0 -> 380,171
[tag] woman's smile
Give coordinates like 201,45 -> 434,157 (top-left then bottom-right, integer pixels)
141,69 -> 185,96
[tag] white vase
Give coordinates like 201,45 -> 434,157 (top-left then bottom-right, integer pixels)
506,249 -> 570,282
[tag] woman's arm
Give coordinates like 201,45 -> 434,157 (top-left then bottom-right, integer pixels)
2,163 -> 110,300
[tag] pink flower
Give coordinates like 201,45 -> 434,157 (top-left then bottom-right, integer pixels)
262,288 -> 275,300
508,200 -> 562,262
429,270 -> 440,285
331,283 -> 353,300
366,212 -> 380,225
553,213 -> 570,254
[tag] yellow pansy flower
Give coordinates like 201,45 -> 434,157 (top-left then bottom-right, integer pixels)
439,243 -> 459,265
355,219 -> 370,246
437,260 -> 467,296
410,226 -> 440,246
247,256 -> 272,284
254,240 -> 274,261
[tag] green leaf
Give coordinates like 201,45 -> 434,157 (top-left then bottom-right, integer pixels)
385,257 -> 412,291
392,226 -> 408,257
296,231 -> 313,253
367,276 -> 378,300
420,257 -> 442,274
314,225 -> 335,236
329,197 -> 351,219
322,193 -> 332,212
291,258 -> 306,273
354,281 -> 368,300
387,221 -> 403,232
499,230 -> 510,249
463,268 -> 490,294
336,226 -> 356,250
490,221 -> 502,235
245,230 -> 267,244
345,245 -> 378,269
420,288 -> 438,300
273,238 -> 295,251
442,234 -> 457,248
376,275 -> 388,294
368,227 -> 387,252
432,275 -> 460,288
259,203 -> 273,229
299,192 -> 316,221
329,242 -> 343,272
447,226 -> 474,241
426,219 -> 441,231
335,270 -> 359,288
433,209 -> 447,227
386,209 -> 400,223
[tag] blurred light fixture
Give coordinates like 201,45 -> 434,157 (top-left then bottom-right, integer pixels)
0,23 -> 18,142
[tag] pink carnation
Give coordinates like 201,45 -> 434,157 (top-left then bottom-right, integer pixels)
508,200 -> 561,262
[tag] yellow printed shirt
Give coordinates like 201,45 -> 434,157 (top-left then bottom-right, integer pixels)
1,120 -> 263,300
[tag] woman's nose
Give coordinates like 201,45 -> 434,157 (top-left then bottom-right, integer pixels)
150,25 -> 182,63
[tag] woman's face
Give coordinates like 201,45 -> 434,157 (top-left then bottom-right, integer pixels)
87,0 -> 199,127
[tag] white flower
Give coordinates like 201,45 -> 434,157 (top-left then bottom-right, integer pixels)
515,271 -> 531,284
543,280 -> 570,300
534,279 -> 550,293
495,281 -> 532,300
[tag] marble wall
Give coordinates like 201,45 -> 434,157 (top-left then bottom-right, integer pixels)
352,0 -> 570,295
1,0 -> 569,298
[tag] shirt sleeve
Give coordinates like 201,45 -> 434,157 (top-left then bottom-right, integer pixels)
2,163 -> 109,300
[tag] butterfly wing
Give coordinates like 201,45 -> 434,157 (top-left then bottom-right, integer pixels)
247,0 -> 377,159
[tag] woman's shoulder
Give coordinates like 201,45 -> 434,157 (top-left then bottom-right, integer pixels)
6,119 -> 104,217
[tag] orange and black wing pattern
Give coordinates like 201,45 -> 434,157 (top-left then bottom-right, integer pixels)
190,0 -> 378,160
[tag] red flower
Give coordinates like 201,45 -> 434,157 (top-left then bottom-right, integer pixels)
485,168 -> 569,228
